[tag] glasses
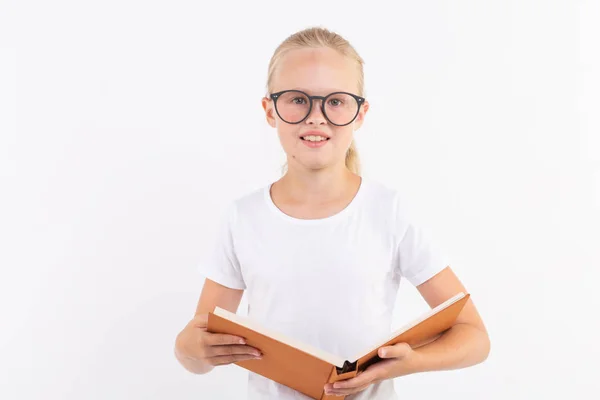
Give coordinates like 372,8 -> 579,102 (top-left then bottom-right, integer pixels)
269,90 -> 365,126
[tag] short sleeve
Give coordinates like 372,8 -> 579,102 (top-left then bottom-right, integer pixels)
197,202 -> 246,290
394,194 -> 449,287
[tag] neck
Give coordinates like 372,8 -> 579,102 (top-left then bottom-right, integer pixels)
277,162 -> 360,204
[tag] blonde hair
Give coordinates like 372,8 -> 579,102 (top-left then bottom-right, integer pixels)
266,26 -> 365,176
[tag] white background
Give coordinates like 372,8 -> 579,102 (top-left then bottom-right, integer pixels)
1,1 -> 599,399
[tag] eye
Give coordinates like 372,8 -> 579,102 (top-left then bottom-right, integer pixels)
292,97 -> 307,105
328,98 -> 343,107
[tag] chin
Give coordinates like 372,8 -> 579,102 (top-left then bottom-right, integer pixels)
291,154 -> 343,171
305,161 -> 338,171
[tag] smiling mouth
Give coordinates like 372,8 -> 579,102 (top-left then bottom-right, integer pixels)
300,135 -> 330,142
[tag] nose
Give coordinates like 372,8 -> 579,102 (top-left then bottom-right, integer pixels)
305,98 -> 326,125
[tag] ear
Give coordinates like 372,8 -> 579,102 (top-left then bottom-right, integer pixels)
352,99 -> 370,131
262,96 -> 277,128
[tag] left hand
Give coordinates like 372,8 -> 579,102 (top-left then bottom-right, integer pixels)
323,342 -> 415,397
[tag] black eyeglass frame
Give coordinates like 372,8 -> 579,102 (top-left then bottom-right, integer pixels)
269,89 -> 366,127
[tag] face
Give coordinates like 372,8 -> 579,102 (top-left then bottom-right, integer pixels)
261,47 -> 369,172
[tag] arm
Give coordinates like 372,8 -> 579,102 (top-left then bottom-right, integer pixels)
386,266 -> 490,375
195,277 -> 244,316
325,267 -> 490,396
174,278 -> 247,374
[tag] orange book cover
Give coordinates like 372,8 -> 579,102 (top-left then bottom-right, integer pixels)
207,292 -> 470,400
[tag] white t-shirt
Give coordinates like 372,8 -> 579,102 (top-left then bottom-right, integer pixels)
199,177 -> 449,400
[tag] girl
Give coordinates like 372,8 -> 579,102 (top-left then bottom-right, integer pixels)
175,27 -> 490,399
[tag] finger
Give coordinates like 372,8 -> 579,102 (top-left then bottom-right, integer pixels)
378,342 -> 411,359
204,332 -> 247,346
205,344 -> 262,358
331,369 -> 377,390
209,353 -> 261,366
327,382 -> 371,396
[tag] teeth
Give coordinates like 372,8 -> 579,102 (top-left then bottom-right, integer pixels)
303,135 -> 327,142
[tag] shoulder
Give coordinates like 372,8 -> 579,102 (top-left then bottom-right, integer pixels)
360,177 -> 410,215
359,177 -> 420,236
361,177 -> 399,202
220,183 -> 271,225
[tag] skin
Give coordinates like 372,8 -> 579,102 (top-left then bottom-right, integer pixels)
174,46 -> 490,397
261,46 -> 370,219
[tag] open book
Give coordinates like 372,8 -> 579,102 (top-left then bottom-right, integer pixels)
207,292 -> 470,400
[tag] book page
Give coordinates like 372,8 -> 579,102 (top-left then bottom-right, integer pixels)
348,292 -> 465,361
213,307 -> 347,368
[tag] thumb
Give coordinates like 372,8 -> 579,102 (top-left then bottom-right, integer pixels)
378,342 -> 411,359
190,313 -> 209,329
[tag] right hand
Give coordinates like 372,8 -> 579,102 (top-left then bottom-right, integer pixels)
175,313 -> 262,369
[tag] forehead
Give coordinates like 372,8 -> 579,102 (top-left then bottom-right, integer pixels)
273,47 -> 359,94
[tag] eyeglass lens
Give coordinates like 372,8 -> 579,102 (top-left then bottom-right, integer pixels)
275,91 -> 359,125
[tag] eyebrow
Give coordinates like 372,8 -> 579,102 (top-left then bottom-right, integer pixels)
289,87 -> 352,94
